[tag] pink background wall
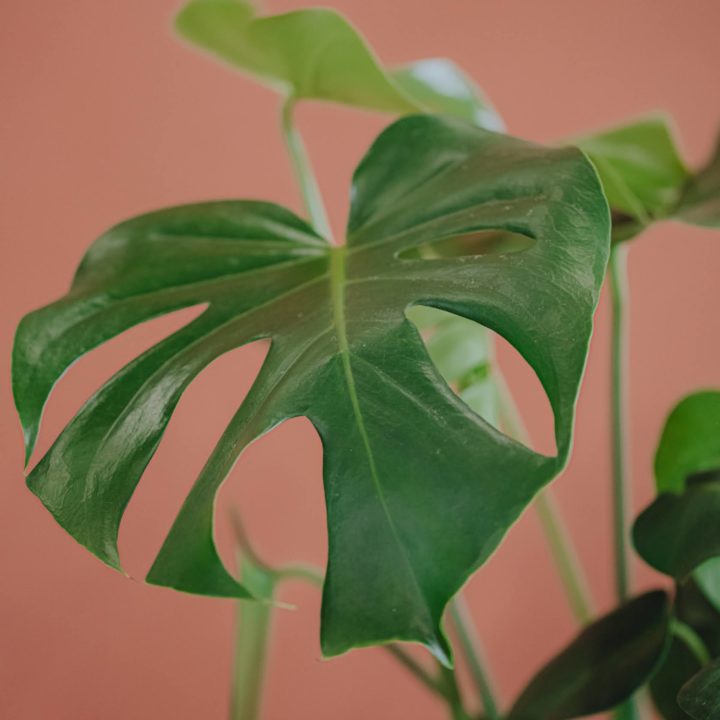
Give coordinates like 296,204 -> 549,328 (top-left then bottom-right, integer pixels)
2,1 -> 719,718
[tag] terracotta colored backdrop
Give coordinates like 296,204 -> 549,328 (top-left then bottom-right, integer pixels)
2,1 -> 719,718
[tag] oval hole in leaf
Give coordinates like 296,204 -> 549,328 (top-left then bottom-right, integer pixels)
406,305 -> 556,456
28,303 -> 208,466
398,228 -> 535,260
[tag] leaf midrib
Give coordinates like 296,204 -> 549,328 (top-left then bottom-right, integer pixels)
329,246 -> 432,626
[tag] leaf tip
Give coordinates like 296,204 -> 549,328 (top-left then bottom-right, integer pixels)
423,633 -> 455,670
85,538 -> 125,575
22,424 -> 38,468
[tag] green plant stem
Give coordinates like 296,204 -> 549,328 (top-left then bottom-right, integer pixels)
534,491 -> 593,624
439,664 -> 470,720
493,364 -> 594,624
673,619 -> 712,666
609,244 -> 632,605
231,558 -> 276,720
609,246 -> 639,720
280,97 -> 333,242
449,597 -> 500,720
276,563 -> 324,587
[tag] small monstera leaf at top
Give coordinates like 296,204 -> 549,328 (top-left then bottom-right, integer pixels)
575,118 -> 720,241
390,58 -> 503,131
176,0 -> 502,129
13,115 -> 609,662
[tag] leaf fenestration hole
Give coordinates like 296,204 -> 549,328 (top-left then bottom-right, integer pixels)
119,338 -> 272,579
215,416 -> 326,580
398,228 -> 535,260
494,333 -> 557,457
407,306 -> 556,456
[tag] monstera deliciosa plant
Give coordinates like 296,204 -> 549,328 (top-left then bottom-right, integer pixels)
12,1 -> 720,718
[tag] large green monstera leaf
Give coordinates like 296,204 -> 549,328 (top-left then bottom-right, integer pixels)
13,115 -> 609,661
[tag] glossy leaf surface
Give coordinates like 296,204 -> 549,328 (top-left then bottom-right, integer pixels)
14,115 -> 609,661
633,480 -> 720,579
679,657 -> 720,720
655,391 -> 720,494
177,0 -> 502,129
508,591 -> 671,720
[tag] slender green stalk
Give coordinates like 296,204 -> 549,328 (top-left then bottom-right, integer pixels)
534,492 -> 593,625
449,596 -> 500,720
673,619 -> 712,666
228,512 -> 277,720
280,97 -> 333,241
493,364 -> 594,624
609,244 -> 632,603
439,664 -> 470,720
609,245 -> 639,720
276,563 -> 324,587
231,557 -> 276,720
